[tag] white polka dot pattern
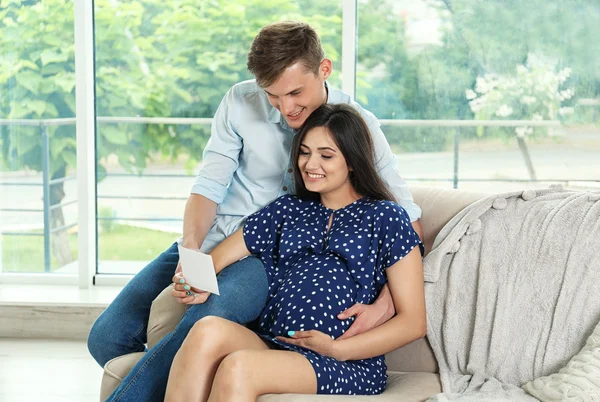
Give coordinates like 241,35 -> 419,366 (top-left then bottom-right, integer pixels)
242,195 -> 422,395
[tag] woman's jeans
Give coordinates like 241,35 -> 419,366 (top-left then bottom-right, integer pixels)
87,242 -> 268,402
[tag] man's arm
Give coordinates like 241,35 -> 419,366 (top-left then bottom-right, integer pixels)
181,194 -> 217,250
336,283 -> 395,340
170,194 -> 217,303
173,194 -> 216,283
189,86 -> 243,211
177,87 -> 242,263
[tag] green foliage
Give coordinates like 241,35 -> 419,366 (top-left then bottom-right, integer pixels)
1,0 -> 342,178
0,0 -> 76,176
357,0 -> 600,151
1,0 -> 599,169
98,206 -> 116,233
1,223 -> 177,272
467,55 -> 574,138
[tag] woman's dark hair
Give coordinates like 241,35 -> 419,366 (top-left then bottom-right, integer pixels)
291,103 -> 396,203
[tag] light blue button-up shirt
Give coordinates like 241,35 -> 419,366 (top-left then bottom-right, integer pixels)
191,80 -> 421,252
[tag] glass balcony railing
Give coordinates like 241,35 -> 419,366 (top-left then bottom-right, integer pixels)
2,116 -> 599,275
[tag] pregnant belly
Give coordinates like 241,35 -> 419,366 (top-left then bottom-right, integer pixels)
259,261 -> 360,339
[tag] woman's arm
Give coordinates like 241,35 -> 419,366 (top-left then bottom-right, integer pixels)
337,220 -> 423,340
280,246 -> 425,361
208,228 -> 252,274
333,246 -> 426,361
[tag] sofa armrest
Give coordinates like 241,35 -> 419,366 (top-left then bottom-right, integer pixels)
147,285 -> 186,349
385,337 -> 438,373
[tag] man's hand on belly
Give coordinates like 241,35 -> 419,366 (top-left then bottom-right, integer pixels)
335,284 -> 396,340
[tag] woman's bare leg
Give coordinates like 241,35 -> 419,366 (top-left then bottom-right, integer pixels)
208,349 -> 317,402
164,316 -> 270,402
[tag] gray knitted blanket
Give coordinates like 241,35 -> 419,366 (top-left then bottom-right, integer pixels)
423,187 -> 600,401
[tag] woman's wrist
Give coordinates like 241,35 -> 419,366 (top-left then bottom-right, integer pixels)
332,339 -> 349,362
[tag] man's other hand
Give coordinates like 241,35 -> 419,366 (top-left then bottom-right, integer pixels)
336,284 -> 395,340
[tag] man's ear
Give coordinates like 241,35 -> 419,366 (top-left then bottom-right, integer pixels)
319,59 -> 333,80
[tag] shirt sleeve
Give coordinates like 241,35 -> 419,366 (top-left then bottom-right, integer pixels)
190,87 -> 242,204
242,195 -> 291,255
377,201 -> 423,271
366,117 -> 422,222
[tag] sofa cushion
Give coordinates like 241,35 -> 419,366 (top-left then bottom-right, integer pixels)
147,285 -> 187,348
257,371 -> 441,401
408,186 -> 488,255
101,361 -> 440,402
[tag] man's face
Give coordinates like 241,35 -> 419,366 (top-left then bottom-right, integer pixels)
263,60 -> 332,129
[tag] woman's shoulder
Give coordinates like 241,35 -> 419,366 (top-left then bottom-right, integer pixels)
354,199 -> 412,232
361,198 -> 408,217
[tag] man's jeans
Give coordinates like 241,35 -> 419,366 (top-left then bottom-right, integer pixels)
87,242 -> 268,402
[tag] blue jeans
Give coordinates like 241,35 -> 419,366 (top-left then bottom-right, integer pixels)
87,242 -> 268,402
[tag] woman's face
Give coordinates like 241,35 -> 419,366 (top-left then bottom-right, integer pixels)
297,126 -> 353,196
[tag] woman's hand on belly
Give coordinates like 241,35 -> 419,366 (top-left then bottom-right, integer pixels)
276,329 -> 340,360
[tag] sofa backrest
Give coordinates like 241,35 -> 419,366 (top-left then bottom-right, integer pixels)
384,186 -> 488,373
409,186 -> 490,256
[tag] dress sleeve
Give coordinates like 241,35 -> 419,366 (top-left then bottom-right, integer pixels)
377,201 -> 423,270
242,195 -> 291,255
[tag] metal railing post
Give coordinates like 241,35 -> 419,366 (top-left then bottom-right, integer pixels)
0,124 -> 3,273
0,208 -> 3,274
41,124 -> 51,272
453,129 -> 460,189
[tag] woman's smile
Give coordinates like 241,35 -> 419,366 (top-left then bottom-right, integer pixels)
306,172 -> 326,181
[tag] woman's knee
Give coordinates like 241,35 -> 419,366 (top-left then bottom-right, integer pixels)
212,350 -> 256,397
183,316 -> 232,357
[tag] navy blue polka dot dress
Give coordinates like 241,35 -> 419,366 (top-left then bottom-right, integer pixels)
242,195 -> 422,395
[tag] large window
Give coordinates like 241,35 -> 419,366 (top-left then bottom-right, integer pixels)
92,1 -> 343,275
358,0 -> 600,192
1,0 -> 598,282
0,0 -> 78,275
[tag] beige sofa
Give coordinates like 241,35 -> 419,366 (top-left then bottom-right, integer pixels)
100,186 -> 489,401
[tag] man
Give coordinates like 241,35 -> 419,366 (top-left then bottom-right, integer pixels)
89,20 -> 422,402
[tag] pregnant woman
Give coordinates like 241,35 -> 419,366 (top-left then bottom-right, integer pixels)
165,103 -> 426,401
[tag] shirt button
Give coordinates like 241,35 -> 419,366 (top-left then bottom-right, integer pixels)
283,186 -> 288,191
287,168 -> 293,173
